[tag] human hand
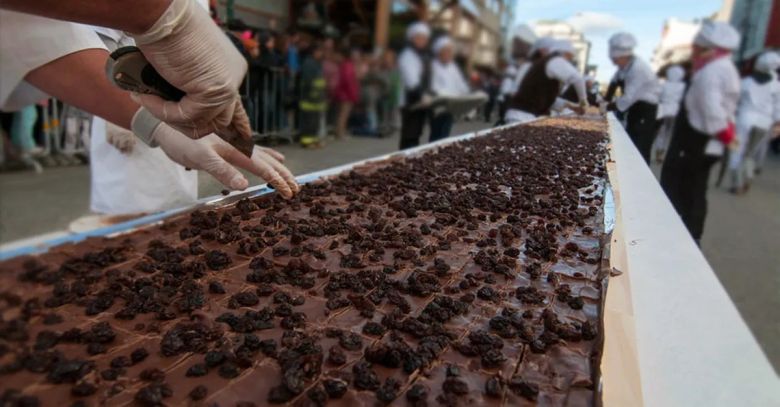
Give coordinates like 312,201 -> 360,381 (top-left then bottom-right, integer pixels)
105,121 -> 136,154
130,0 -> 252,142
153,124 -> 300,198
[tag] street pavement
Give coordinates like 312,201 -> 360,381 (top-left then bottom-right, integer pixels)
0,120 -> 777,373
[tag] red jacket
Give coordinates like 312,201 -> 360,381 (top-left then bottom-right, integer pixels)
334,60 -> 360,103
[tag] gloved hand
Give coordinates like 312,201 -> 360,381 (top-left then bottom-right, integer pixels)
130,0 -> 251,141
717,122 -> 736,145
152,123 -> 300,198
105,121 -> 136,154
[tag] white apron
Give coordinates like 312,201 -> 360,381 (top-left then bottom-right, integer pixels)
89,118 -> 198,215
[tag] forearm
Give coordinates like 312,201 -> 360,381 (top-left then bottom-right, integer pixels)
25,48 -> 138,129
0,0 -> 171,33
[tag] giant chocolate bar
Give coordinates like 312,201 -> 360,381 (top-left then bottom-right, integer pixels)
0,118 -> 610,406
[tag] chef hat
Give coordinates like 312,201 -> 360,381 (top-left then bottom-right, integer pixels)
755,51 -> 780,73
550,39 -> 575,55
513,24 -> 537,45
666,65 -> 685,82
433,36 -> 454,54
529,37 -> 557,56
694,20 -> 740,51
407,22 -> 431,40
609,32 -> 637,58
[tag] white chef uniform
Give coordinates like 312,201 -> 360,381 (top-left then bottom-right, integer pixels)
653,65 -> 687,157
0,10 -> 105,111
610,58 -> 660,112
729,51 -> 780,186
505,41 -> 586,124
685,57 -> 741,157
657,66 -> 686,119
87,28 -> 198,215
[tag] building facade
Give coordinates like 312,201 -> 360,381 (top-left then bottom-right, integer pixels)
723,0 -> 780,61
530,20 -> 591,73
651,17 -> 703,70
425,0 -> 509,67
215,0 -> 508,67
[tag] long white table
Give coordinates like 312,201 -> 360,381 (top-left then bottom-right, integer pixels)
605,115 -> 779,406
1,116 -> 777,405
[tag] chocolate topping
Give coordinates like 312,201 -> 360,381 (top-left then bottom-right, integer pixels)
0,118 -> 608,406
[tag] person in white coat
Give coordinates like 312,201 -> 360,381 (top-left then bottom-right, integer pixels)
653,65 -> 687,162
605,32 -> 661,163
505,39 -> 587,124
660,21 -> 741,244
498,25 -> 537,124
429,36 -> 470,142
510,36 -> 557,100
0,0 -> 299,198
398,22 -> 432,150
88,27 -> 198,215
729,51 -> 780,194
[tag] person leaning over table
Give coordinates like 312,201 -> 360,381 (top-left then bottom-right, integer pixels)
660,20 -> 741,245
509,36 -> 555,104
429,36 -> 471,143
504,39 -> 588,125
398,21 -> 433,150
0,0 -> 299,198
604,32 -> 661,164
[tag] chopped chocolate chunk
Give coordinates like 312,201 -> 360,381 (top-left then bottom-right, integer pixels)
204,250 -> 231,270
323,378 -> 348,399
130,348 -> 149,364
186,363 -> 208,377
189,385 -> 208,401
70,382 -> 97,397
134,383 -> 172,406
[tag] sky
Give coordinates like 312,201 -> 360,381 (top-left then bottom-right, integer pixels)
513,0 -> 724,82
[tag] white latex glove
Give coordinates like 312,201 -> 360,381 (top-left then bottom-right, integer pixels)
153,124 -> 300,198
105,121 -> 136,154
131,0 -> 252,141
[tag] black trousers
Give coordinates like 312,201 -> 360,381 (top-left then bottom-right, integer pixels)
429,113 -> 454,143
625,101 -> 659,164
660,107 -> 719,242
400,108 -> 429,150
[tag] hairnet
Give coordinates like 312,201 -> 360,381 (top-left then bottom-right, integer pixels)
694,21 -> 740,51
530,37 -> 557,56
609,32 -> 637,58
550,39 -> 575,55
513,24 -> 537,44
407,22 -> 431,40
755,51 -> 780,73
433,36 -> 454,54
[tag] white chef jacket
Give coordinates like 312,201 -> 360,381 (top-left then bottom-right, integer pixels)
87,27 -> 198,215
0,10 -> 106,111
611,57 -> 660,112
431,60 -> 469,97
499,65 -> 516,97
657,79 -> 686,119
685,56 -> 740,156
736,75 -> 780,132
547,56 -> 587,104
505,56 -> 586,124
398,47 -> 424,108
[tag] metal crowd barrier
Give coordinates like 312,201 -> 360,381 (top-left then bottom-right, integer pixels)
246,66 -> 296,144
0,99 -> 90,172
